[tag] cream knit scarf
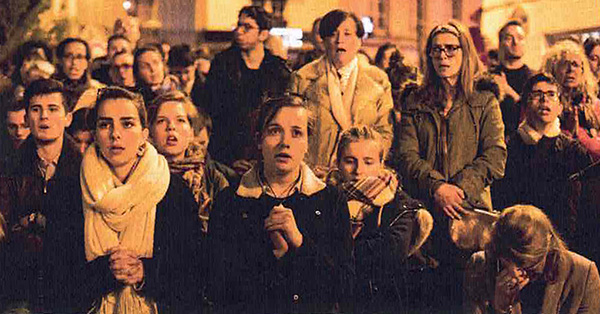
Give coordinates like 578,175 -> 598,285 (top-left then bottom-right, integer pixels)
326,56 -> 358,131
80,142 -> 170,314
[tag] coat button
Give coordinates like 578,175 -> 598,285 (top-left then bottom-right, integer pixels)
315,210 -> 321,216
293,294 -> 299,301
242,212 -> 248,219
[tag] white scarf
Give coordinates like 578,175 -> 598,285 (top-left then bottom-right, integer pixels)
517,118 -> 561,145
80,142 -> 170,314
326,57 -> 359,131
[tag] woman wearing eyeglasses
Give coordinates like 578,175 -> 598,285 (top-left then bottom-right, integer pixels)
464,204 -> 600,314
396,20 -> 506,311
542,39 -> 600,159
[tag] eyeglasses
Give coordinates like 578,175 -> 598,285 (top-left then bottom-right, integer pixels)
559,60 -> 583,70
235,22 -> 259,32
429,45 -> 462,58
530,90 -> 559,101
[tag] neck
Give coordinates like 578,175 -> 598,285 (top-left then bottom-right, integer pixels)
35,135 -> 64,162
241,44 -> 265,69
529,119 -> 555,136
112,156 -> 140,183
502,57 -> 523,70
263,164 -> 300,191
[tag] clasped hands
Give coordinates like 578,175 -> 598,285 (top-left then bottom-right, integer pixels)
108,246 -> 144,286
264,204 -> 303,259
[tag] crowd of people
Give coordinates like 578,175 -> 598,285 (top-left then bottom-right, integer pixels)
0,4 -> 599,314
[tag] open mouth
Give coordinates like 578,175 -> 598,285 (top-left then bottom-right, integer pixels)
166,135 -> 179,146
336,48 -> 347,54
275,153 -> 291,161
109,146 -> 125,154
39,124 -> 50,130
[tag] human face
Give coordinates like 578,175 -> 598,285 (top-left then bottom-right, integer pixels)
587,45 -> 600,79
137,51 -> 165,87
338,139 -> 382,182
95,98 -> 148,180
72,130 -> 93,154
526,81 -> 562,127
500,25 -> 525,60
151,101 -> 193,161
556,52 -> 584,89
261,106 -> 308,177
197,127 -> 210,155
170,65 -> 196,92
323,18 -> 362,69
430,33 -> 463,84
27,93 -> 71,143
234,14 -> 266,51
6,109 -> 30,148
61,42 -> 88,81
111,53 -> 135,87
380,47 -> 395,69
107,38 -> 130,59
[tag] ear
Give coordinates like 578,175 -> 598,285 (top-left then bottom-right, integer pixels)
142,128 -> 149,142
258,29 -> 270,42
64,112 -> 73,128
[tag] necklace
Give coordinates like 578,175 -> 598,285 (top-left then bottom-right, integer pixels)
263,172 -> 301,200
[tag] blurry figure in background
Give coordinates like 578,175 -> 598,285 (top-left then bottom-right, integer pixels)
148,91 -> 229,234
374,42 -> 399,70
584,37 -> 600,97
66,108 -> 93,155
492,73 -> 592,243
397,20 -> 506,313
491,20 -> 533,138
290,9 -> 393,176
168,44 -> 204,106
108,51 -> 136,91
134,44 -> 180,105
542,39 -> 600,158
53,38 -> 104,112
326,126 -> 433,314
487,48 -> 500,70
202,5 -> 290,175
195,46 -> 212,76
3,97 -> 30,150
160,41 -> 171,64
464,205 -> 600,314
11,40 -> 55,100
91,35 -> 132,85
292,17 -> 325,70
265,35 -> 288,60
113,17 -> 141,47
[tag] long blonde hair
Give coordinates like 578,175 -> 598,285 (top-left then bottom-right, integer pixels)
423,20 -> 484,104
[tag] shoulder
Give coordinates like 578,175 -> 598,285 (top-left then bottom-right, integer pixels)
263,50 -> 291,73
293,57 -> 326,81
560,251 -> 599,284
358,60 -> 390,87
471,76 -> 501,106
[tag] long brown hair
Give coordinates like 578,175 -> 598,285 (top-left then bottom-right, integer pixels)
485,205 -> 568,284
422,20 -> 484,105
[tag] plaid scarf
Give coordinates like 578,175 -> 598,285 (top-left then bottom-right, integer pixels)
335,169 -> 398,238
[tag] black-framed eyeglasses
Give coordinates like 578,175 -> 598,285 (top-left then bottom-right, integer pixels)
429,45 -> 462,58
530,90 -> 559,102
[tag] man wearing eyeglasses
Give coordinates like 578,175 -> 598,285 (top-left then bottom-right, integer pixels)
109,51 -> 136,91
491,20 -> 533,138
202,5 -> 291,175
492,73 -> 592,242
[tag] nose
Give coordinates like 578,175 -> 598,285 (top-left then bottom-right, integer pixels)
354,161 -> 365,177
166,120 -> 176,131
110,125 -> 121,140
279,131 -> 292,147
40,109 -> 49,119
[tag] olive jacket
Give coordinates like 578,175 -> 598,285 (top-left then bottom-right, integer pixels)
397,84 -> 507,210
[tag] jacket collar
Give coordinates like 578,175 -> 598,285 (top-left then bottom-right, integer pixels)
236,162 -> 326,199
517,118 -> 561,145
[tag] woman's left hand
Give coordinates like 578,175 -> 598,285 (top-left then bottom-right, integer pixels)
264,204 -> 303,251
109,247 -> 144,285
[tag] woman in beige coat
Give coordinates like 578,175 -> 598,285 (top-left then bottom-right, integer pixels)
289,10 -> 393,175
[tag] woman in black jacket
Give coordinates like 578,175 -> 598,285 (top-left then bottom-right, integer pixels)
80,87 -> 200,313
208,94 -> 354,313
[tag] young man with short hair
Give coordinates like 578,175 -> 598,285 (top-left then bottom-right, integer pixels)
1,78 -> 85,313
492,73 -> 591,241
202,5 -> 291,174
492,20 -> 533,136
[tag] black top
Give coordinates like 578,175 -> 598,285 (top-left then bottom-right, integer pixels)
498,64 -> 533,136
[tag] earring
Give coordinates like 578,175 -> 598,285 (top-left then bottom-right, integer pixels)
137,142 -> 146,157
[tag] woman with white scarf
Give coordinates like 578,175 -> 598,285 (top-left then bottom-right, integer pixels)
80,87 -> 200,313
290,9 -> 394,176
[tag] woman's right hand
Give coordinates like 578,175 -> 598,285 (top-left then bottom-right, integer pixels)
109,247 -> 144,285
493,263 -> 530,313
433,183 -> 467,219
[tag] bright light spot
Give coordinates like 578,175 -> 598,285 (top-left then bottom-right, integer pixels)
270,28 -> 303,48
361,16 -> 374,35
123,0 -> 132,11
